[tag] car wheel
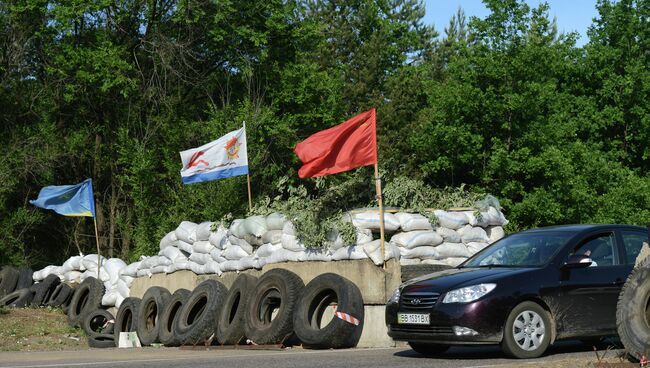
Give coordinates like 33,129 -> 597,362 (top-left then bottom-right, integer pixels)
408,341 -> 449,357
501,301 -> 552,359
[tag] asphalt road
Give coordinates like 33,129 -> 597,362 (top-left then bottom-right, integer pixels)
0,340 -> 618,368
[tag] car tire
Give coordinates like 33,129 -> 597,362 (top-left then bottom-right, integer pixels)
0,266 -> 19,298
87,333 -> 116,348
501,301 -> 552,359
83,309 -> 115,338
217,274 -> 257,345
67,277 -> 105,327
0,288 -> 34,308
617,257 -> 650,361
174,280 -> 228,346
400,264 -> 452,283
244,269 -> 304,345
136,286 -> 172,346
16,267 -> 34,290
46,283 -> 73,308
159,288 -> 191,347
408,342 -> 450,356
30,274 -> 60,307
293,273 -> 364,349
113,297 -> 141,345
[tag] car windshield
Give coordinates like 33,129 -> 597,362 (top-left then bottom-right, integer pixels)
463,231 -> 572,267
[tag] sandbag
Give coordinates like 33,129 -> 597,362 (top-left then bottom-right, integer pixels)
445,257 -> 468,267
159,231 -> 179,250
390,230 -> 443,249
204,260 -> 222,275
434,242 -> 471,259
261,230 -> 282,245
140,256 -> 171,269
104,258 -> 126,284
266,213 -> 286,230
175,221 -> 198,243
400,246 -> 440,260
486,226 -> 505,243
435,227 -> 461,243
189,252 -> 212,265
208,225 -> 228,249
229,219 -> 247,238
194,221 -> 214,241
467,242 -> 489,254
243,216 -> 267,237
356,229 -> 374,245
210,249 -> 227,263
466,207 -> 508,227
363,240 -> 400,266
331,246 -> 368,261
136,269 -> 152,278
324,230 -> 345,250
117,279 -> 130,298
242,234 -> 264,247
395,213 -> 432,232
281,233 -> 307,252
190,262 -> 207,275
64,271 -> 82,283
177,240 -> 194,254
433,210 -> 468,230
237,256 -> 264,270
119,262 -> 141,277
222,244 -> 250,260
119,275 -> 134,287
228,235 -> 253,254
62,256 -> 84,272
302,248 -> 333,262
102,290 -> 118,307
282,221 -> 296,236
265,248 -> 305,263
82,254 -> 105,271
351,211 -> 400,232
256,243 -> 283,258
192,240 -> 215,254
458,225 -> 490,243
160,246 -> 189,263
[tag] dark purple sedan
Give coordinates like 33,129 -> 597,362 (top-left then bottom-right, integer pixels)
386,224 -> 648,358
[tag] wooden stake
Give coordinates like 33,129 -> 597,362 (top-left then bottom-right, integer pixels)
247,174 -> 253,213
374,163 -> 386,269
93,216 -> 101,279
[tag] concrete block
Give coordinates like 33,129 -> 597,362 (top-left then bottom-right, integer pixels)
357,305 -> 395,348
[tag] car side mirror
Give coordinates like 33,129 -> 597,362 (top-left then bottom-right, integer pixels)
563,254 -> 593,268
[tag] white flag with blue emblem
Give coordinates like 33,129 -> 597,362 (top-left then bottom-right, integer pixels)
179,127 -> 248,184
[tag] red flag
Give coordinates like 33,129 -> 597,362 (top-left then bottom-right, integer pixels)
294,109 -> 377,178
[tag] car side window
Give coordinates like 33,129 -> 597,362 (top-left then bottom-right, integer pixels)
621,231 -> 648,265
571,233 -> 616,267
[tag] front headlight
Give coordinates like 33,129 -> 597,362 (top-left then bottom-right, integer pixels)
442,283 -> 496,303
388,287 -> 401,304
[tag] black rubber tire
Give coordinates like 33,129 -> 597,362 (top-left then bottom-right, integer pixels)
87,333 -> 116,348
0,266 -> 19,298
617,257 -> 650,361
217,274 -> 258,345
67,277 -> 105,327
16,267 -> 34,289
174,280 -> 228,346
400,264 -> 453,283
293,273 -> 364,349
46,283 -> 73,308
0,288 -> 34,308
159,289 -> 191,347
244,269 -> 304,345
30,274 -> 61,307
500,301 -> 552,359
408,341 -> 450,356
113,297 -> 142,345
83,309 -> 115,338
62,285 -> 76,314
136,286 -> 172,346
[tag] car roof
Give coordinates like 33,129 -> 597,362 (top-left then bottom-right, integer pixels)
518,224 -> 646,235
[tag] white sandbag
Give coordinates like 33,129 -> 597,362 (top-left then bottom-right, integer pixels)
228,235 -> 253,254
84,267 -> 110,283
281,233 -> 306,252
331,246 -> 368,261
160,246 -> 189,263
256,243 -> 283,258
104,258 -> 127,285
237,256 -> 264,270
204,260 -> 222,275
303,248 -> 333,262
282,221 -> 296,236
243,216 -> 267,237
400,258 -> 422,265
466,207 -> 508,227
192,240 -> 215,254
62,256 -> 84,272
175,221 -> 198,243
177,240 -> 194,254
486,226 -> 505,243
400,246 -> 440,260
82,254 -> 105,270
445,257 -> 468,267
190,262 -> 207,275
189,252 -> 212,265
151,265 -> 167,274
159,231 -> 179,250
208,225 -> 228,249
140,256 -> 171,269
266,213 -> 286,231
119,275 -> 134,287
435,227 -> 461,243
115,294 -> 125,309
261,230 -> 283,245
243,234 -> 264,247
219,260 -> 240,272
324,230 -> 345,250
362,240 -> 400,266
222,244 -> 250,260
136,269 -> 152,278
194,221 -> 214,241
467,242 -> 489,254
356,229 -> 374,245
209,249 -> 227,263
64,271 -> 82,283
458,225 -> 490,243
434,242 -> 471,259
229,219 -> 247,238
102,290 -> 118,307
265,248 -> 306,263
390,231 -> 443,249
33,265 -> 57,281
119,262 -> 141,277
352,211 -> 400,232
166,261 -> 191,273
395,213 -> 433,232
433,210 -> 469,230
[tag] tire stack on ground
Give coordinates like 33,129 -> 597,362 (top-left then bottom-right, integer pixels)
0,266 -> 36,308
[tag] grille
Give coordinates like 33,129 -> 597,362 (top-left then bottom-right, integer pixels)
400,291 -> 440,310
391,325 -> 454,334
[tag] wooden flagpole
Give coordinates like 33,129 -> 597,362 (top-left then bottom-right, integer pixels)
247,174 -> 253,212
93,216 -> 101,279
374,164 -> 386,269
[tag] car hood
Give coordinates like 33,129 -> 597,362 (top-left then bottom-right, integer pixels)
401,267 -> 534,292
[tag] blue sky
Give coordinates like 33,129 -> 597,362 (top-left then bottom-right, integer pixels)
423,0 -> 599,46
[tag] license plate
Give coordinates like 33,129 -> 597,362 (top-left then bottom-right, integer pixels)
397,313 -> 430,325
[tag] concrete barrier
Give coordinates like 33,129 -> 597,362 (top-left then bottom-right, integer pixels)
129,259 -> 402,347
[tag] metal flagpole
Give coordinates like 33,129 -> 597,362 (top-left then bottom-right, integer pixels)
93,216 -> 101,279
243,121 -> 253,212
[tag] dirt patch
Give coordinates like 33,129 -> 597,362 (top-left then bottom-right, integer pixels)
0,306 -> 88,351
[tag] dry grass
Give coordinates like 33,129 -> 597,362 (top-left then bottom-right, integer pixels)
0,307 -> 88,351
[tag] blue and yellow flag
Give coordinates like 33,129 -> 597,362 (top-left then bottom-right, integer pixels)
30,179 -> 96,217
